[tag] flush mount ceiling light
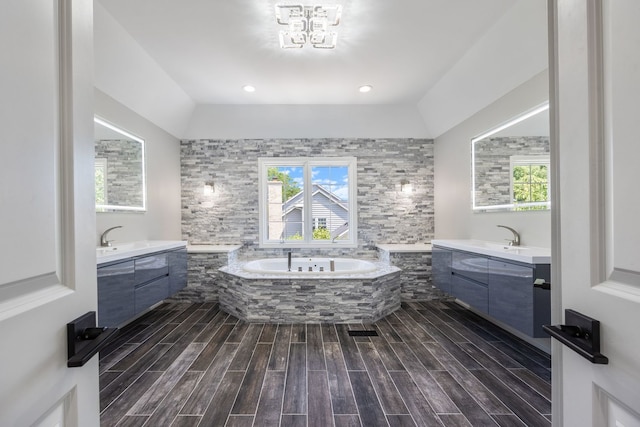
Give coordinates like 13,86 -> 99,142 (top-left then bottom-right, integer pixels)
359,85 -> 372,93
242,85 -> 256,92
275,4 -> 342,49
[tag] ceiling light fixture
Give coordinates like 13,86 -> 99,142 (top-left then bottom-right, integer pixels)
275,4 -> 342,49
359,85 -> 372,93
243,85 -> 256,92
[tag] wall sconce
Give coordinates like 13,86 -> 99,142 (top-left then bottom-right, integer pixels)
400,179 -> 412,193
203,181 -> 215,196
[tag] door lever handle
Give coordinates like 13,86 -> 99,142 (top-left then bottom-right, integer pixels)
67,312 -> 119,368
543,309 -> 608,364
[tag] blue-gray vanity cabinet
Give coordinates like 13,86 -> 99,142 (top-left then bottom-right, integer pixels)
98,246 -> 187,327
451,274 -> 489,313
168,248 -> 187,294
488,260 -> 550,338
432,244 -> 550,338
432,246 -> 452,294
97,260 -> 135,328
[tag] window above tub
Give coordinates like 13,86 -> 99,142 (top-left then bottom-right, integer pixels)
258,157 -> 357,248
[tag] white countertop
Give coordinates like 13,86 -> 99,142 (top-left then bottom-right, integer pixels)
431,239 -> 551,264
96,240 -> 187,265
187,244 -> 242,253
376,244 -> 432,253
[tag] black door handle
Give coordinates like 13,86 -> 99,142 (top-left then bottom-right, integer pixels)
543,309 -> 608,364
67,311 -> 119,367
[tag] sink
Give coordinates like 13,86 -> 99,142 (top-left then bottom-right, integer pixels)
480,242 -> 530,252
431,239 -> 550,263
96,240 -> 187,265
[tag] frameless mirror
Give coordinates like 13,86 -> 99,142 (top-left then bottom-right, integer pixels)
472,102 -> 550,212
94,117 -> 146,212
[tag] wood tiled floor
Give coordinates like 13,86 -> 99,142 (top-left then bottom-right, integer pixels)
99,300 -> 551,426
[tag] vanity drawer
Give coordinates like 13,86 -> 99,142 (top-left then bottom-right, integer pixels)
451,251 -> 489,284
135,253 -> 169,284
134,276 -> 170,314
451,274 -> 488,314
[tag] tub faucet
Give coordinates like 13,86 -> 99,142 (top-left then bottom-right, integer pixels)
497,225 -> 520,246
287,251 -> 292,272
100,226 -> 122,247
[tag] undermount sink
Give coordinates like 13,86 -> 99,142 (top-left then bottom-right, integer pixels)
431,239 -> 550,263
96,240 -> 187,265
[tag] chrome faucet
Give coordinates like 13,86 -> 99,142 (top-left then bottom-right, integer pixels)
100,226 -> 122,247
497,225 -> 520,246
287,251 -> 292,272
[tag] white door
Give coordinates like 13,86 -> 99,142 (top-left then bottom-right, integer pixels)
0,1 -> 97,426
553,0 -> 640,425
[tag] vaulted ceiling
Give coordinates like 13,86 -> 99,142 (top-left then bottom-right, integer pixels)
94,0 -> 548,138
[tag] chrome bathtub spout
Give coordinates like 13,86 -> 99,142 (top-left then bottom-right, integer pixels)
497,225 -> 520,246
100,226 -> 123,247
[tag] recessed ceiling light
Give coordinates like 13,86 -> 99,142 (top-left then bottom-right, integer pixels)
243,85 -> 256,93
359,85 -> 372,93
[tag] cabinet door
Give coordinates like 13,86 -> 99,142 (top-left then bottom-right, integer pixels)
452,251 -> 488,284
98,260 -> 135,327
432,246 -> 452,294
168,248 -> 188,294
488,260 -> 534,335
451,274 -> 488,314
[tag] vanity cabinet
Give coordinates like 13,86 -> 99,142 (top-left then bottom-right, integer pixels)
433,245 -> 550,337
431,246 -> 452,294
97,260 -> 135,327
98,247 -> 187,327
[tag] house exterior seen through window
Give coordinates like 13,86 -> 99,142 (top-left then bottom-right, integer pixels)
258,157 -> 357,248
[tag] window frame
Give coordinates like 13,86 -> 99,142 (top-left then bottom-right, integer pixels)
258,157 -> 357,248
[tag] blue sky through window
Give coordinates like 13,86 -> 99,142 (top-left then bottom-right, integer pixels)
277,166 -> 349,201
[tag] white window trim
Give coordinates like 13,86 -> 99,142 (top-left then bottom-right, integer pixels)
509,154 -> 551,208
258,157 -> 357,248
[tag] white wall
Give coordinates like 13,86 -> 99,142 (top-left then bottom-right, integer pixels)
94,2 -> 195,138
434,70 -> 551,248
418,0 -> 548,138
95,89 -> 182,244
185,104 -> 429,139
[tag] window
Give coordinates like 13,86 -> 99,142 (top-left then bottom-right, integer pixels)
510,155 -> 550,210
258,157 -> 357,248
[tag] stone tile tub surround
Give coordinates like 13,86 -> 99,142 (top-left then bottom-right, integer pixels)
219,260 -> 402,323
377,243 -> 451,301
180,138 -> 434,259
165,244 -> 240,303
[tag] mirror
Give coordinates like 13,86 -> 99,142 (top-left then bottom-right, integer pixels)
472,102 -> 550,212
94,117 -> 146,212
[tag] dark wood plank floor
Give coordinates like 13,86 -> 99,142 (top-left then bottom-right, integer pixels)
99,300 -> 551,427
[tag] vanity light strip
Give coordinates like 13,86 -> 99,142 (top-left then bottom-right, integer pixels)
471,102 -> 550,143
94,117 -> 144,144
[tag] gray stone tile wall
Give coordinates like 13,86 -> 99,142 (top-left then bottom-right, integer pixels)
386,252 -> 451,301
181,138 -> 434,259
165,252 -> 228,302
95,139 -> 144,207
474,136 -> 549,207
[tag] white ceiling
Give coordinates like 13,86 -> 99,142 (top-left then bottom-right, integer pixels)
94,0 -> 546,137
96,0 -> 516,105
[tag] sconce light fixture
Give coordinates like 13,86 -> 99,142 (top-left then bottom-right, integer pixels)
203,181 -> 215,196
400,179 -> 412,193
